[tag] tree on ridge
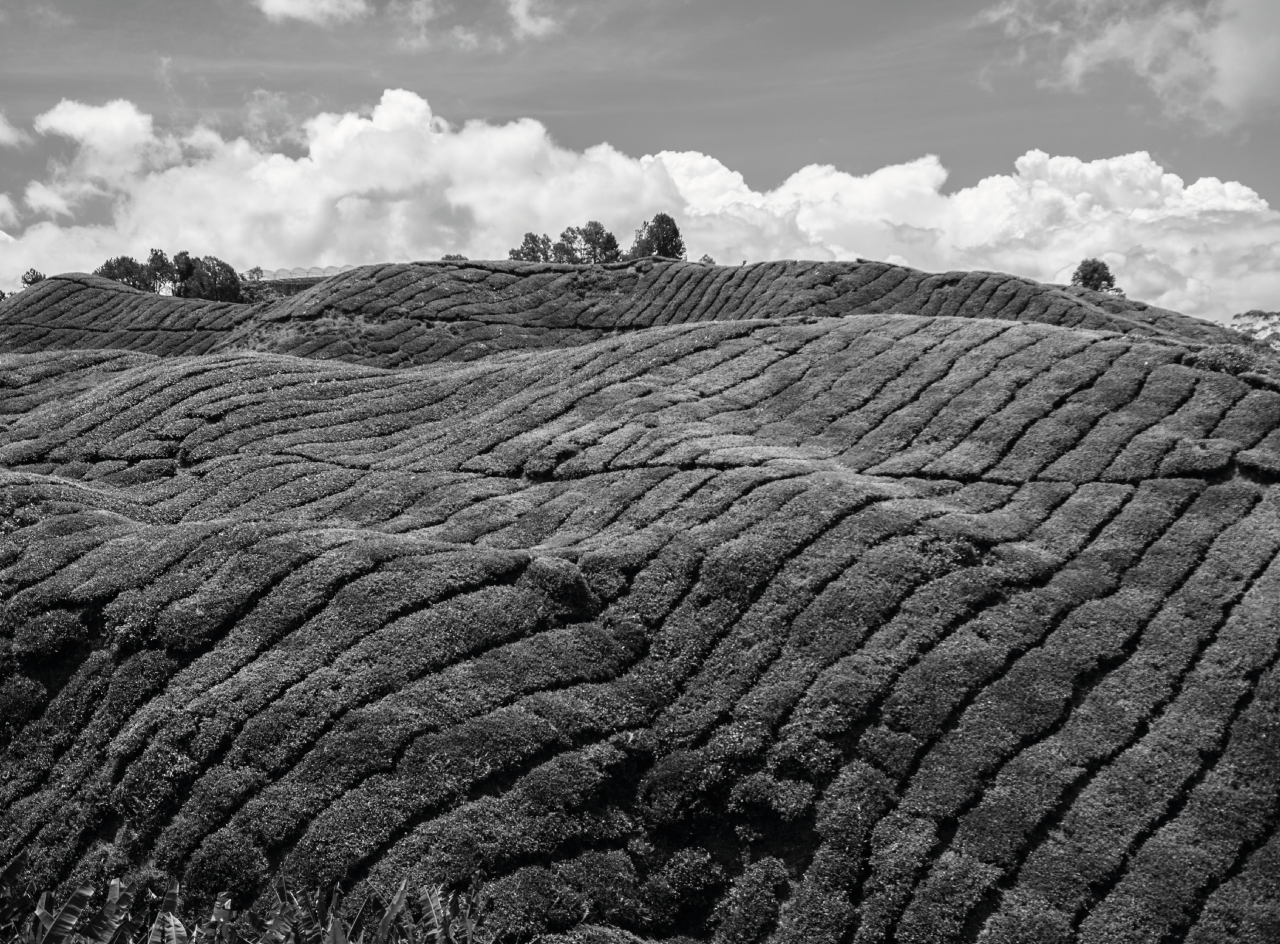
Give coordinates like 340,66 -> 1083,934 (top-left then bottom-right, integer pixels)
94,249 -> 175,293
1072,258 -> 1124,296
90,249 -> 244,301
510,223 -> 622,264
20,269 -> 45,288
629,213 -> 685,260
575,221 -> 622,263
508,232 -> 554,262
173,252 -> 243,302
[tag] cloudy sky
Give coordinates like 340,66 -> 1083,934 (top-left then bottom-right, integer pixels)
1,0 -> 1278,321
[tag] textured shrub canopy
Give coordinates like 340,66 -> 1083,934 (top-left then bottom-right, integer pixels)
0,258 -> 1278,944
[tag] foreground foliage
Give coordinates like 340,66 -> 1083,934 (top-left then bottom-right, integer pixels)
0,864 -> 493,944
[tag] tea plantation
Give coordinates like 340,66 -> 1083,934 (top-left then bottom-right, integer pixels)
1,259 -> 1278,944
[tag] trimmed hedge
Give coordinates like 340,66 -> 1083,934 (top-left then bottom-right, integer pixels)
2,260 -> 1280,943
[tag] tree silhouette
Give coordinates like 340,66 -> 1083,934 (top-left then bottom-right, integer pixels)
95,256 -> 153,291
577,221 -> 622,263
1071,258 -> 1123,295
508,232 -> 553,262
20,269 -> 45,288
629,213 -> 685,260
93,249 -> 178,294
173,252 -> 243,302
553,227 -> 584,264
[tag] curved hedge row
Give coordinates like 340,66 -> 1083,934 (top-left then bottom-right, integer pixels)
0,260 -> 1253,369
1,263 -> 1279,944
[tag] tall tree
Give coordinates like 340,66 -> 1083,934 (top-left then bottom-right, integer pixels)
508,232 -> 553,262
552,227 -> 584,264
146,248 -> 176,293
578,221 -> 622,263
1071,258 -> 1123,295
629,213 -> 686,260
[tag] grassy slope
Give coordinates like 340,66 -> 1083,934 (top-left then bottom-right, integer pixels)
1,261 -> 1278,944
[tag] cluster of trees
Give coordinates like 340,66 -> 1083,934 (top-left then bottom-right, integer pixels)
93,250 -> 247,302
0,256 -> 263,303
509,220 -> 624,264
508,213 -> 705,264
0,252 -> 278,304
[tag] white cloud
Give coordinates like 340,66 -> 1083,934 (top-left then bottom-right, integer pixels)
29,98 -> 176,213
507,0 -> 557,38
254,0 -> 370,25
982,0 -> 1280,127
2,90 -> 1278,322
0,112 -> 31,147
0,195 -> 18,228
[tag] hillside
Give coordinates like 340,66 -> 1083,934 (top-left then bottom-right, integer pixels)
1,259 -> 1278,944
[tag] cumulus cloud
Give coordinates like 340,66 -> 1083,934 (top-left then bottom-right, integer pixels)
29,98 -> 175,213
254,0 -> 370,25
982,0 -> 1280,126
2,89 -> 1278,321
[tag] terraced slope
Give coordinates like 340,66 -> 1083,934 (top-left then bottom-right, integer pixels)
0,259 -> 1246,369
1,262 -> 1278,944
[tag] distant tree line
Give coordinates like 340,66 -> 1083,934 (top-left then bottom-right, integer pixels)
0,252 -> 285,304
508,213 -> 708,264
2,244 -> 1128,302
92,249 -> 252,302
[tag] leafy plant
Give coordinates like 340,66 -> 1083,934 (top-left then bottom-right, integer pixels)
0,866 -> 493,944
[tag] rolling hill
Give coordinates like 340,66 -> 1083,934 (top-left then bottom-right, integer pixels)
1,258 -> 1278,944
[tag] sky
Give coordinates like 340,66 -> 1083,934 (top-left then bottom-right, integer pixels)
1,0 -> 1279,321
